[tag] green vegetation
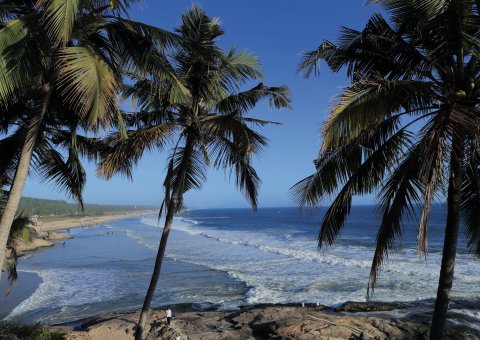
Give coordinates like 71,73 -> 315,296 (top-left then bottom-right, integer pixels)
9,218 -> 37,243
1,190 -> 147,217
1,196 -> 39,292
17,196 -> 147,217
0,323 -> 65,340
292,0 -> 480,338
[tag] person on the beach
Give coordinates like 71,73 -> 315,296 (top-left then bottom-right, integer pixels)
166,308 -> 172,325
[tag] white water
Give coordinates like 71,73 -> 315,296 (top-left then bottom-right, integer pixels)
4,208 -> 480,331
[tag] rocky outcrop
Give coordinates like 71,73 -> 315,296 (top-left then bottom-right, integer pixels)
12,238 -> 54,255
55,305 -> 433,340
11,230 -> 73,257
36,230 -> 73,241
334,301 -> 396,313
147,306 -> 428,340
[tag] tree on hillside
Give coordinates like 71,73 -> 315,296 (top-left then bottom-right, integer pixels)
292,0 -> 480,338
0,0 -> 185,274
97,6 -> 291,339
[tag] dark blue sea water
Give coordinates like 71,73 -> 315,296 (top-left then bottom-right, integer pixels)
3,206 -> 480,329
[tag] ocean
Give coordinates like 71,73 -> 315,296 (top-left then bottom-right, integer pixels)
2,206 -> 480,330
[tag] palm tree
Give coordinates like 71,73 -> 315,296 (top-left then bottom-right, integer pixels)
97,6 -> 291,339
0,0 -> 183,273
292,0 -> 480,338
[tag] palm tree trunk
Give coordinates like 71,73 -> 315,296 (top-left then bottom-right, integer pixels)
135,140 -> 193,340
0,82 -> 51,279
429,140 -> 465,340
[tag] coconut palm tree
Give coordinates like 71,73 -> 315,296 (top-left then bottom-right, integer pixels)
0,0 -> 184,273
97,6 -> 291,339
292,0 -> 480,338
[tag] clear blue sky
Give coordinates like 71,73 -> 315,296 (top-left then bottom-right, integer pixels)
23,0 -> 381,208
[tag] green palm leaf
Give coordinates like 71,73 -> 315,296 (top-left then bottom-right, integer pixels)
57,46 -> 120,127
461,143 -> 480,255
97,123 -> 176,179
0,17 -> 34,104
323,78 -> 435,148
40,0 -> 80,46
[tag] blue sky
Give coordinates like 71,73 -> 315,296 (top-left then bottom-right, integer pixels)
23,0 -> 381,208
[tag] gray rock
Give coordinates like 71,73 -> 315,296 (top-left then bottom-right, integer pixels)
335,301 -> 396,313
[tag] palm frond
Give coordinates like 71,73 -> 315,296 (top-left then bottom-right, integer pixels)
97,123 -> 175,179
57,46 -> 120,128
170,145 -> 207,195
317,128 -> 414,248
40,0 -> 80,46
416,141 -> 445,257
323,78 -> 435,148
0,16 -> 38,105
34,142 -> 85,207
368,112 -> 450,294
4,215 -> 37,295
0,127 -> 25,187
217,48 -> 263,91
209,136 -> 261,208
50,129 -> 100,162
299,40 -> 338,77
461,142 -> 480,255
368,152 -> 423,296
4,245 -> 17,294
215,83 -> 291,114
299,12 -> 433,80
203,113 -> 269,156
291,113 -> 406,208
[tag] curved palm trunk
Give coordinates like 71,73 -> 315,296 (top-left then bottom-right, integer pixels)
135,140 -> 193,340
429,141 -> 465,339
0,83 -> 51,278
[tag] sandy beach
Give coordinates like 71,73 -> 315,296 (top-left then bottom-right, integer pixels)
37,211 -> 155,232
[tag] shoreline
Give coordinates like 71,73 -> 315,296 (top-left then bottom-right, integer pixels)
37,210 -> 155,232
48,302 -> 476,339
3,209 -> 479,339
0,212 -> 155,320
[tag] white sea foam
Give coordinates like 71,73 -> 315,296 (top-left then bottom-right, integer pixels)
136,215 -> 480,308
125,229 -> 157,251
5,211 -> 479,329
6,268 -> 120,322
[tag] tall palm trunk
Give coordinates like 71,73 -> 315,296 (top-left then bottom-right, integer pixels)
0,83 -> 51,278
429,140 -> 465,339
135,140 -> 193,340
